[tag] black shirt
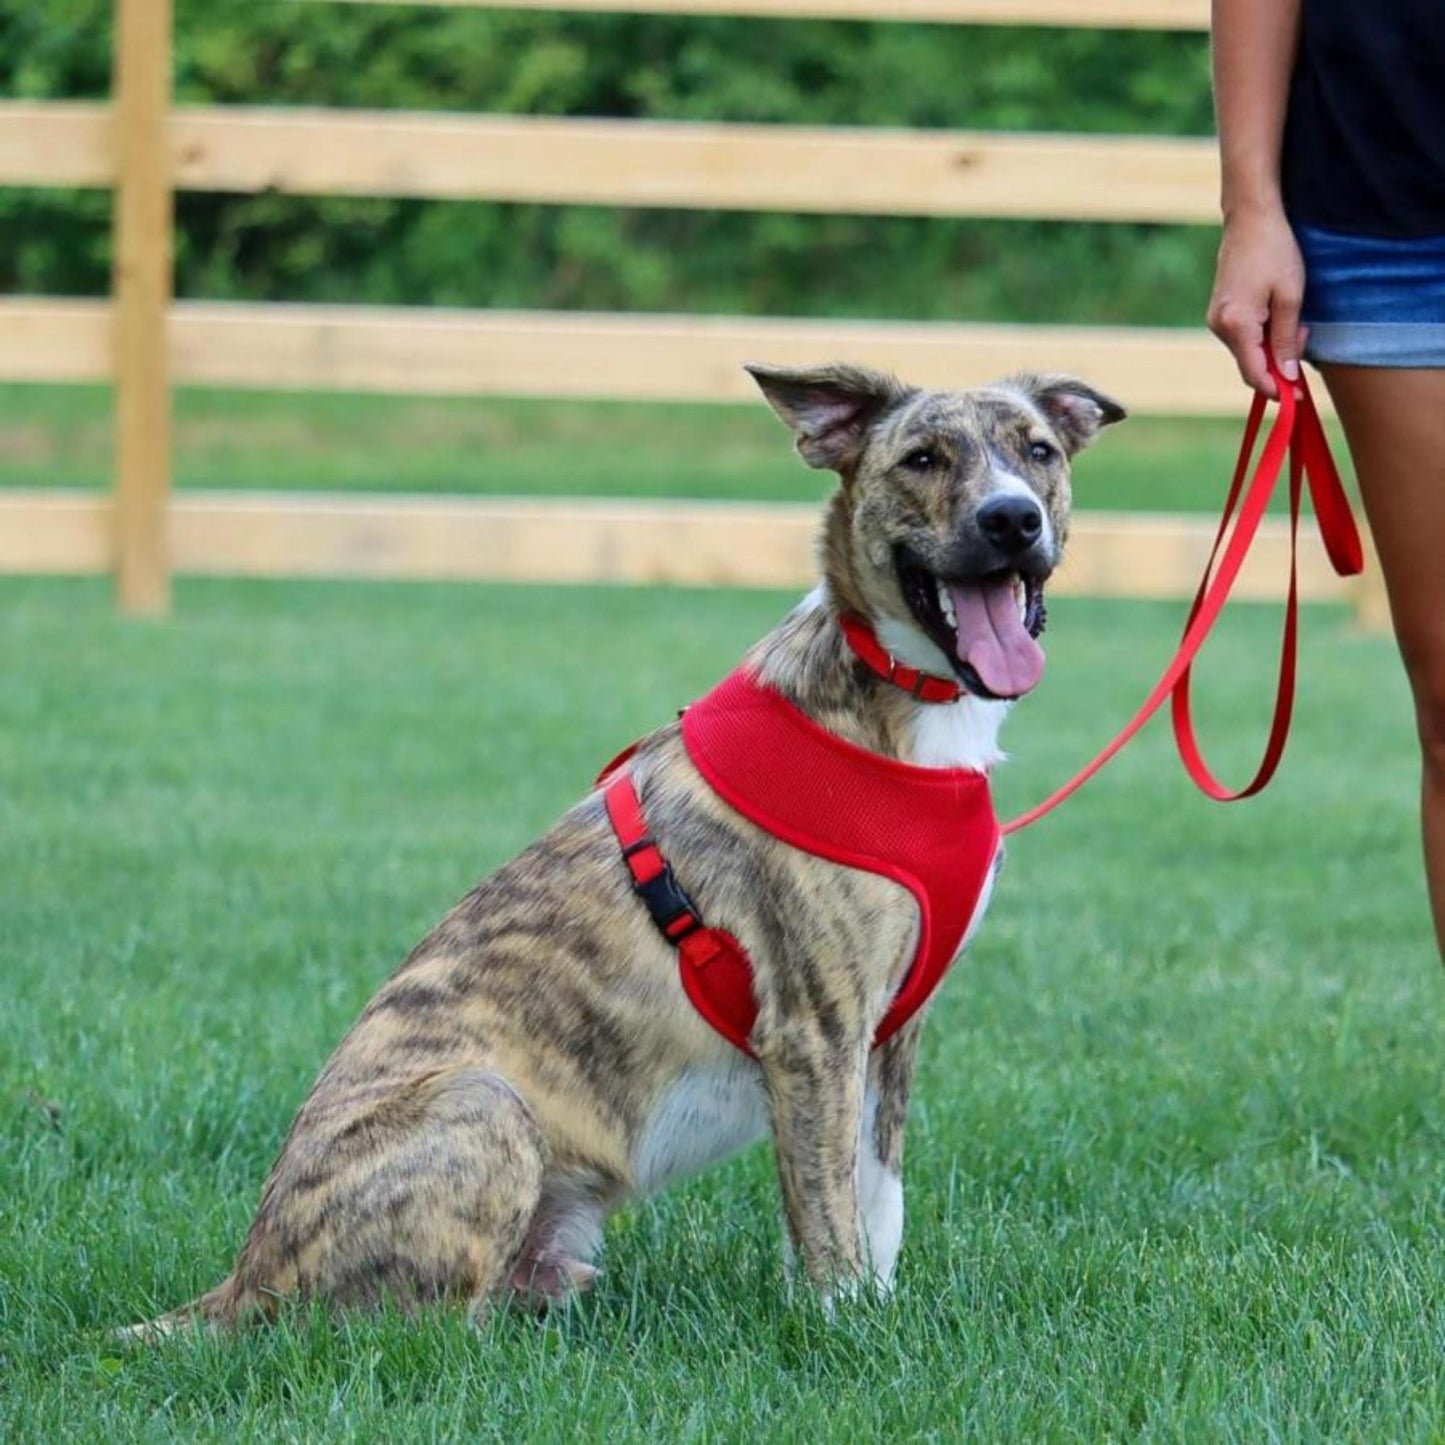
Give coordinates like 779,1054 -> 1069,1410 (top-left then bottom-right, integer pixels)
1282,0 -> 1445,238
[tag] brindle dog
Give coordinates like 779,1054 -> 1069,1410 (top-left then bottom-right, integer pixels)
130,363 -> 1123,1334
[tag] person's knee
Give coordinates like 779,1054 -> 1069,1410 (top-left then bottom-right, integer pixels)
1409,662 -> 1445,777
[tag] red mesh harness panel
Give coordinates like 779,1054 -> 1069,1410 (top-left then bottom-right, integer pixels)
604,667 -> 1000,1056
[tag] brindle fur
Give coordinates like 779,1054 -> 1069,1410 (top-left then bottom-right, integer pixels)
129,364 -> 1123,1335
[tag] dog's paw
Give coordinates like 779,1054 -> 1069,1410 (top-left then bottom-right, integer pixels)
819,1273 -> 874,1320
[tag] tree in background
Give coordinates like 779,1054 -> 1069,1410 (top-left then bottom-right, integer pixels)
0,0 -> 1216,324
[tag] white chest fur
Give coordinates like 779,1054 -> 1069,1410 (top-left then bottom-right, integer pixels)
874,617 -> 1010,772
907,695 -> 1009,771
632,1055 -> 770,1196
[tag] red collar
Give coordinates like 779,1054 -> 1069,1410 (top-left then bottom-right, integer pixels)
838,613 -> 963,704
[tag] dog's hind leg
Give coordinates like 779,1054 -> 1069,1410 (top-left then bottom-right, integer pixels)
165,1065 -> 549,1328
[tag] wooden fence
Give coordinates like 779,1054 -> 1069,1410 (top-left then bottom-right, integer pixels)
0,0 -> 1383,622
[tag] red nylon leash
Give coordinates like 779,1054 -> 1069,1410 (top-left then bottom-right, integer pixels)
1001,358 -> 1364,835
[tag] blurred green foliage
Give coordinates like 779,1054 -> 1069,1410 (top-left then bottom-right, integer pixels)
0,0 -> 1218,323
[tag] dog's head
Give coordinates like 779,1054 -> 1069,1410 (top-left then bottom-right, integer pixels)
747,363 -> 1125,701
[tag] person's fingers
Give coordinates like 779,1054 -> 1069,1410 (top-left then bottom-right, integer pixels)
1267,281 -> 1304,384
1208,296 -> 1278,398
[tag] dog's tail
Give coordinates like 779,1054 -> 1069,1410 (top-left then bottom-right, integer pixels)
115,1274 -> 257,1344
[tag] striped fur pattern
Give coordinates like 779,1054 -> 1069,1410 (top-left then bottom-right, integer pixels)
127,363 -> 1123,1335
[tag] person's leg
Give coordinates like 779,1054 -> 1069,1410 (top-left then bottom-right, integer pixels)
1320,364 -> 1445,959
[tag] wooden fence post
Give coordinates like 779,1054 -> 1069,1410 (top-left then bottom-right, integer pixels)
112,0 -> 173,615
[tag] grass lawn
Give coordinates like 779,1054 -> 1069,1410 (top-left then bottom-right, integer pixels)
2,575 -> 1441,1441
0,382 -> 1325,513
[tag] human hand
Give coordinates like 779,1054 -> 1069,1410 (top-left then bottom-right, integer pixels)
1206,206 -> 1307,400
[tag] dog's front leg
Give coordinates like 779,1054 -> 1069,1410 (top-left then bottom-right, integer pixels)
858,1015 -> 924,1294
756,1024 -> 870,1301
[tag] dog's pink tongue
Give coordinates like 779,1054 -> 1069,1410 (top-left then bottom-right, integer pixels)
948,579 -> 1044,698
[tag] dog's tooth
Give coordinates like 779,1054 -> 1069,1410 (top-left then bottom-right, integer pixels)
937,580 -> 957,628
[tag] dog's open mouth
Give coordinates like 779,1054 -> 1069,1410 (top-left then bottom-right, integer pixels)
895,547 -> 1048,701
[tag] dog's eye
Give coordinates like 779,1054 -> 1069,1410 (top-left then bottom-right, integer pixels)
1028,440 -> 1059,464
900,448 -> 937,472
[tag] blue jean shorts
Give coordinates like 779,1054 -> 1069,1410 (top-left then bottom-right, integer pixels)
1294,223 -> 1445,367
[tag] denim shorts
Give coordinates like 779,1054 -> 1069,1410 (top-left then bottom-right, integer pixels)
1293,223 -> 1445,367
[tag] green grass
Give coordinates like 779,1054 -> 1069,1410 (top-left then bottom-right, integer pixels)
2,576 -> 1441,1441
0,382 -> 1319,512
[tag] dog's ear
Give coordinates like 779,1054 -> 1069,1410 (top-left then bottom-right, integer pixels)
744,363 -> 913,471
1013,374 -> 1127,456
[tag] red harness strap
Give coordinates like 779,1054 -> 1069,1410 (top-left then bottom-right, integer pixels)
602,670 -> 1000,1057
602,771 -> 759,1055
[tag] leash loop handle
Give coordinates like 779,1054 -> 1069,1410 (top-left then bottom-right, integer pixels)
1002,356 -> 1363,835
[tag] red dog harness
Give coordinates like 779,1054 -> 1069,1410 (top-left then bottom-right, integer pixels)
603,660 -> 999,1057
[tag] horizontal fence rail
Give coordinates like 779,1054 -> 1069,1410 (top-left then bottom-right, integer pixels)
4,0 -> 1385,621
0,490 -> 1355,603
1,103 -> 1219,224
0,296 -> 1263,414
0,104 -> 111,187
323,0 -> 1211,29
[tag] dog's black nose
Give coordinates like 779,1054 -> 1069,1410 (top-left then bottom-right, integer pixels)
976,494 -> 1044,556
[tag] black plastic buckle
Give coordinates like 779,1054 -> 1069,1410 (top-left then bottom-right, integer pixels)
634,862 -> 702,941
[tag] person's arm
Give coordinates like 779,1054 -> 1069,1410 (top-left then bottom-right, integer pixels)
1206,0 -> 1306,397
